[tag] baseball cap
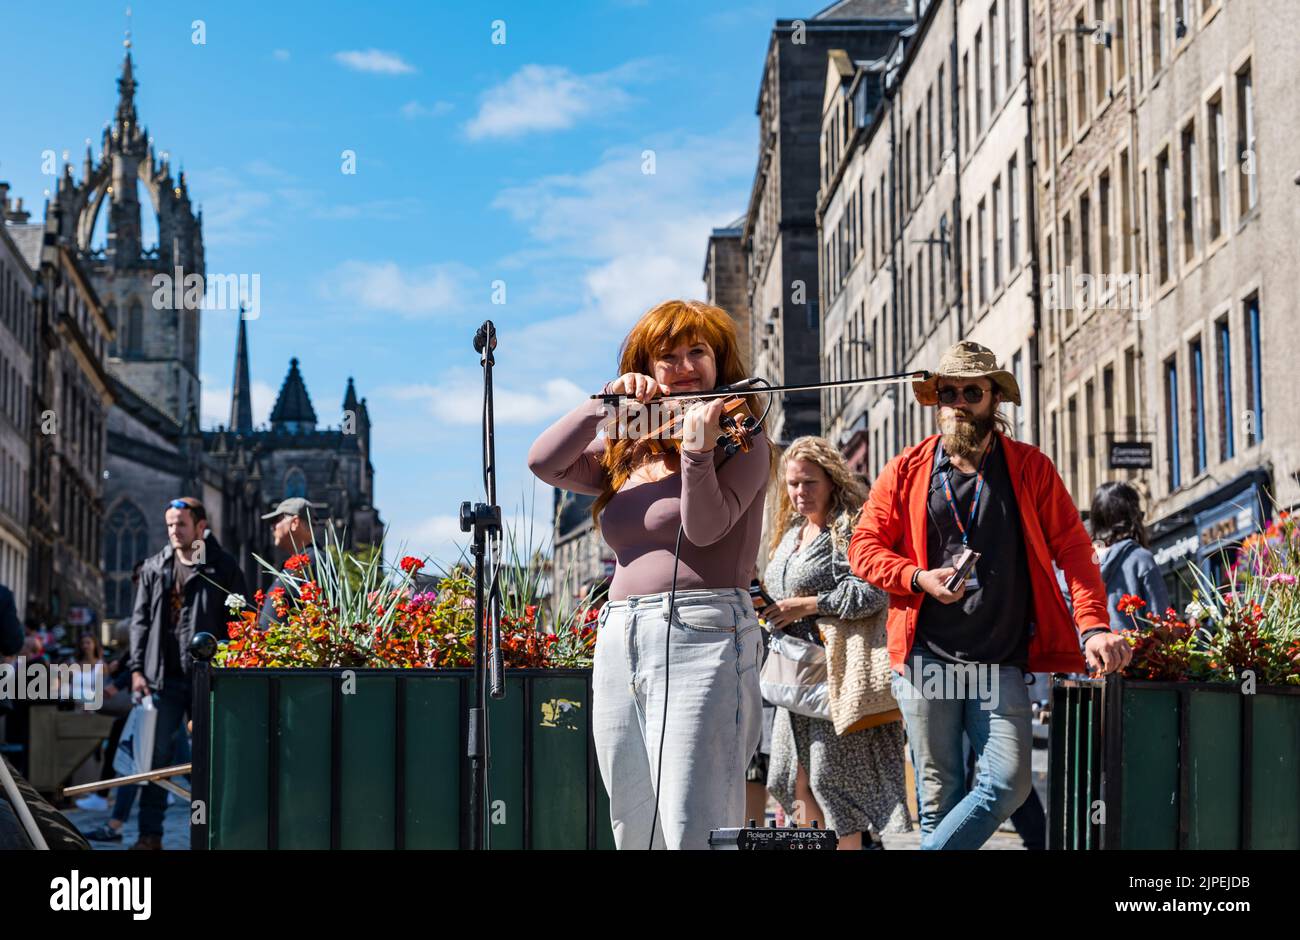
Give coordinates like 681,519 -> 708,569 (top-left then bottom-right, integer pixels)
261,497 -> 313,521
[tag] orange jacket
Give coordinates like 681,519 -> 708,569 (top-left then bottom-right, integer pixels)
848,432 -> 1109,673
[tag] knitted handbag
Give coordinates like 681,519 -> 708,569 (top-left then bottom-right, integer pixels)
817,609 -> 901,735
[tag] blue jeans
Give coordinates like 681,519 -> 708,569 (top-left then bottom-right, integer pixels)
137,677 -> 192,838
112,720 -> 192,824
592,588 -> 763,850
892,653 -> 1033,850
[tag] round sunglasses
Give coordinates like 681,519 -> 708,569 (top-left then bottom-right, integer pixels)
936,385 -> 989,405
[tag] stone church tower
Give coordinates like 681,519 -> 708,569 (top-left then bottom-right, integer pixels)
42,44 -> 383,624
51,44 -> 204,425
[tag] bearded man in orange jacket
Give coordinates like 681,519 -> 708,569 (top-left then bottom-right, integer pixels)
849,341 -> 1131,850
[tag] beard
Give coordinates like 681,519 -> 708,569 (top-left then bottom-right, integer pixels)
939,409 -> 996,460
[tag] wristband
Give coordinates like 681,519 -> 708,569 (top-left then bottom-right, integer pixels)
910,568 -> 923,593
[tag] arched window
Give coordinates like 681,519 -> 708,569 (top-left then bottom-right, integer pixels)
128,301 -> 144,356
106,303 -> 119,357
104,501 -> 150,618
284,468 -> 307,499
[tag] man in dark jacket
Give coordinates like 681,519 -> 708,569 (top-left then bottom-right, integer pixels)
256,497 -> 317,629
127,497 -> 246,849
0,584 -> 21,657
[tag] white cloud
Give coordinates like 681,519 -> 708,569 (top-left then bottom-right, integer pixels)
200,377 -> 277,430
381,478 -> 557,569
192,167 -> 277,248
382,375 -> 588,426
491,128 -> 753,328
325,260 -> 474,317
401,100 -> 454,119
333,49 -> 417,75
309,198 -> 421,221
244,158 -> 297,182
464,63 -> 636,140
383,513 -> 469,565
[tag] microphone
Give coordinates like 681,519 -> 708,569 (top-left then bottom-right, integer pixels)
473,321 -> 497,353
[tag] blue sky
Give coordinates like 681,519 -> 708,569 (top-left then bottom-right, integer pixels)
1,0 -> 790,563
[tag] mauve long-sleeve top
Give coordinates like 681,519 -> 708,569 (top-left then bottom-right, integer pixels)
527,392 -> 771,601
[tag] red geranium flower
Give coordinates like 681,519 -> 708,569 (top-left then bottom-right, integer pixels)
399,556 -> 424,574
1117,594 -> 1146,616
284,553 -> 312,572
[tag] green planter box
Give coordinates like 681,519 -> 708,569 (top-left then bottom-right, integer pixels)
191,665 -> 616,850
1048,676 -> 1300,849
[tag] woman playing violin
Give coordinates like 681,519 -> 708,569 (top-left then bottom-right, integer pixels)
527,299 -> 772,850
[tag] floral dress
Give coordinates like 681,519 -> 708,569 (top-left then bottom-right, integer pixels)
765,520 -> 912,837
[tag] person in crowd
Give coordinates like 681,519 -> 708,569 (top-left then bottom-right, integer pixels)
0,583 -> 22,759
257,497 -> 318,629
762,437 -> 910,849
68,632 -> 105,700
527,299 -> 771,850
126,496 -> 246,850
1089,481 -> 1171,630
0,583 -> 21,658
849,341 -> 1131,850
20,625 -> 49,665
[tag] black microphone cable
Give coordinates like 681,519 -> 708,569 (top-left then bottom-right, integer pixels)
647,520 -> 686,850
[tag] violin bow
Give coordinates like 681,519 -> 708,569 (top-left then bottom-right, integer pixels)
590,370 -> 932,404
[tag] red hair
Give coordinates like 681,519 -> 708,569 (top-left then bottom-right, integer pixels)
592,300 -> 768,525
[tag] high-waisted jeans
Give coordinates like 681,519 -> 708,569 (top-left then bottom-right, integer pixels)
592,587 -> 763,850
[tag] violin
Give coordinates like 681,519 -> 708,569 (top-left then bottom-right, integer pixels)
593,368 -> 929,455
603,391 -> 761,457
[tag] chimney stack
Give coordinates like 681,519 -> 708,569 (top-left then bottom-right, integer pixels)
0,184 -> 31,223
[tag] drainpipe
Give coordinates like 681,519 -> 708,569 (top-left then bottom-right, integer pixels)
950,0 -> 965,340
888,64 -> 902,456
1022,0 -> 1044,445
1123,1 -> 1146,457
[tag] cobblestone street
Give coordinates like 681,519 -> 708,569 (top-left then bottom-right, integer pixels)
62,791 -> 192,851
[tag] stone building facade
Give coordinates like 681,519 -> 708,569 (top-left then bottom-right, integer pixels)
743,2 -> 914,446
0,192 -> 37,616
819,0 -> 1037,481
1030,0 -> 1299,607
6,206 -> 115,629
1032,0 -> 1146,516
702,216 -> 751,355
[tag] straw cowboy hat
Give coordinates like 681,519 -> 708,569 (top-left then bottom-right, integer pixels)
912,340 -> 1022,406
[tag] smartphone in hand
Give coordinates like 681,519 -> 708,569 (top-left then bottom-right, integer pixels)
944,549 -> 981,592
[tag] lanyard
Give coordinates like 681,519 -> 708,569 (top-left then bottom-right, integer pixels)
941,439 -> 992,546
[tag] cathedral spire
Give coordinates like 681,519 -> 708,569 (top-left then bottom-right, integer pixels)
116,31 -> 137,131
229,309 -> 254,433
269,357 -> 318,434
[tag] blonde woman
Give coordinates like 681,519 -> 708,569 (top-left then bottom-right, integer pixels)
761,437 -> 911,849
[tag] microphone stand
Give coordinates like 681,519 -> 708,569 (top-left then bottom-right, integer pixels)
460,320 -> 506,851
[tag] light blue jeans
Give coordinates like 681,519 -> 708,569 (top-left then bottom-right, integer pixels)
592,587 -> 763,850
891,652 -> 1033,850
